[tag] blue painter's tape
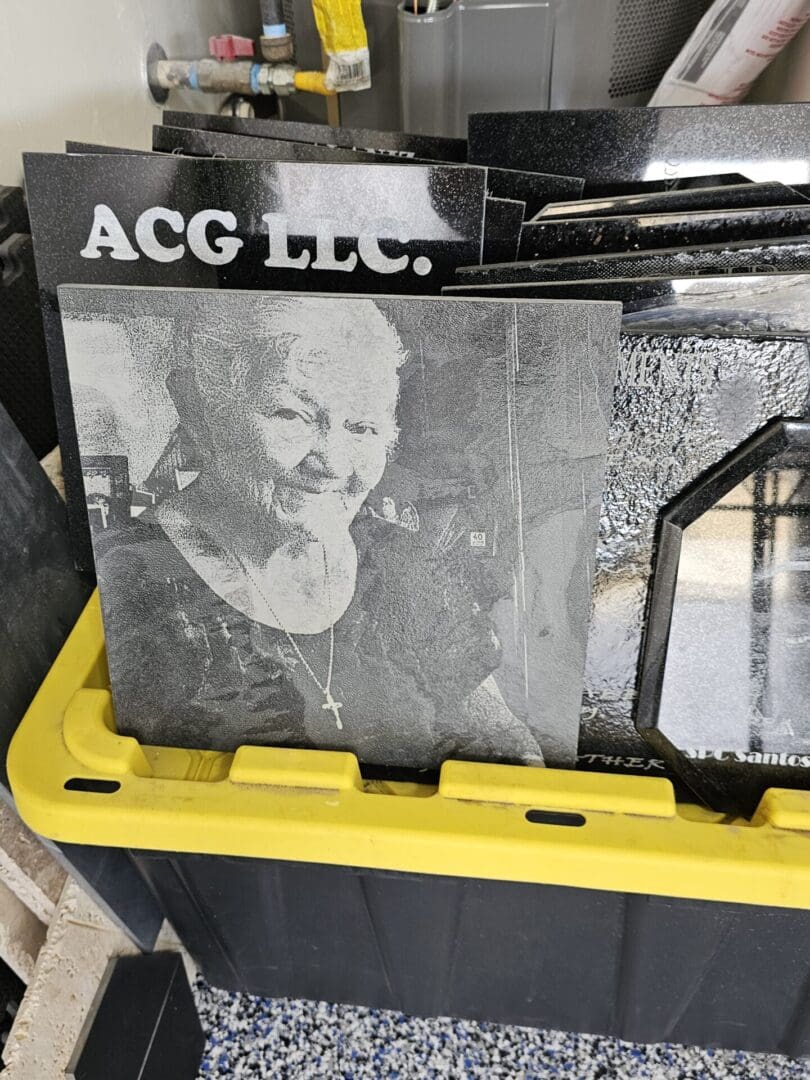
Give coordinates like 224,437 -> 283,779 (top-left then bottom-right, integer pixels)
251,64 -> 262,94
263,23 -> 288,36
188,64 -> 199,90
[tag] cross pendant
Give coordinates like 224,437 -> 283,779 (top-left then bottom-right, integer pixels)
322,692 -> 344,730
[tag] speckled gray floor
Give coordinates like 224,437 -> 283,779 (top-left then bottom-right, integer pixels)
194,980 -> 810,1079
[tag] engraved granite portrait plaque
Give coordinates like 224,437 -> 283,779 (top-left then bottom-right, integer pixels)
58,285 -> 620,771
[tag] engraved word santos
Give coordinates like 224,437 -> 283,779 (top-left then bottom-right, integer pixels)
79,204 -> 433,276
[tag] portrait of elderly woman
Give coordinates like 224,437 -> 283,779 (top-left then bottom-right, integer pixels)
60,287 -> 619,769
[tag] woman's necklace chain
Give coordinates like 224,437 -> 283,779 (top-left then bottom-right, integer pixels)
235,547 -> 344,730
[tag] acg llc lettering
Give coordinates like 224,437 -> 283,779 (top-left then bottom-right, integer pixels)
79,205 -> 433,276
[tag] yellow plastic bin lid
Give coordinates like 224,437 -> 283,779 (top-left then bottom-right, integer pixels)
9,591 -> 810,910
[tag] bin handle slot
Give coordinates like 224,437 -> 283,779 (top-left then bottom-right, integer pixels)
64,778 -> 121,794
525,809 -> 586,827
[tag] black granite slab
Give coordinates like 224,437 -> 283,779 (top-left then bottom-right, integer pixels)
163,108 -> 469,162
599,174 -> 756,196
154,124 -> 371,163
65,142 -> 153,155
0,401 -> 92,770
0,233 -> 57,458
0,186 -> 28,242
455,238 -> 810,287
156,124 -> 574,222
0,403 -> 163,948
578,334 -> 810,774
24,151 -> 486,570
447,280 -> 677,303
636,419 -> 810,817
485,167 -> 583,219
483,198 -> 524,263
530,182 -> 806,222
447,273 -> 810,338
467,104 -> 810,192
618,275 -> 810,337
67,953 -> 204,1079
517,204 -> 810,260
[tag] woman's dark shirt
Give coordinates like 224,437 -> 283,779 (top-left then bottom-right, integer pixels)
94,513 -> 540,769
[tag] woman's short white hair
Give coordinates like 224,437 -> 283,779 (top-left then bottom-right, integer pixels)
168,295 -> 407,458
187,295 -> 408,396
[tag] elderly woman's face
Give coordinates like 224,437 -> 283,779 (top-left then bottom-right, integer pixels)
198,330 -> 400,539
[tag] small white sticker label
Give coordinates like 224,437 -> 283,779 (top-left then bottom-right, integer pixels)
326,49 -> 371,92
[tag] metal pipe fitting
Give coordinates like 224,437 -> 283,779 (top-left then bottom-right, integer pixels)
260,0 -> 294,62
257,63 -> 297,95
150,59 -> 296,96
152,59 -> 254,95
260,34 -> 294,63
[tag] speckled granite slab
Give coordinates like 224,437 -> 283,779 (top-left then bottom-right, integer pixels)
454,238 -> 810,287
0,402 -> 92,768
516,204 -> 810,261
468,103 -> 810,193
